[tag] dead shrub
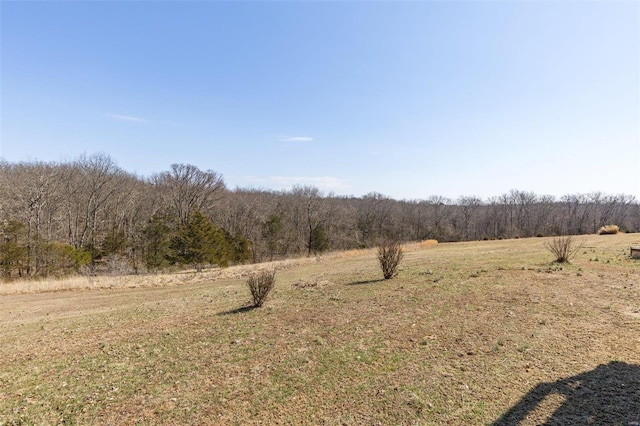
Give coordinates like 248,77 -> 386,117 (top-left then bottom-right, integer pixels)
545,235 -> 584,264
598,224 -> 620,235
246,270 -> 276,307
377,239 -> 404,279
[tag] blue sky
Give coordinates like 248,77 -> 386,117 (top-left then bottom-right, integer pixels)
2,1 -> 639,200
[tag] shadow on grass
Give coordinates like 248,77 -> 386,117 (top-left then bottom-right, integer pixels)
347,278 -> 386,286
218,305 -> 258,316
493,361 -> 640,425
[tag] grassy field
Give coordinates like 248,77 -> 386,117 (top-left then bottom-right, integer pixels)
1,234 -> 639,425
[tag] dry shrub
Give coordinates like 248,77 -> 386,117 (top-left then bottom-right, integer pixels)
246,270 -> 276,307
377,239 -> 404,279
106,255 -> 136,276
419,239 -> 438,249
598,225 -> 620,235
545,235 -> 584,263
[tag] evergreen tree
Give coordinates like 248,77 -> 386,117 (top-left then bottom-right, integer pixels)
170,209 -> 220,271
218,228 -> 251,266
102,227 -> 128,257
143,214 -> 174,270
309,225 -> 329,254
230,234 -> 252,264
0,220 -> 28,278
262,214 -> 284,261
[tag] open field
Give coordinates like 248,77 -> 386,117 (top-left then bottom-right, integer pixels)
1,234 -> 639,425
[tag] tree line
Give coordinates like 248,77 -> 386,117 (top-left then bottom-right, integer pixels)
1,154 -> 638,279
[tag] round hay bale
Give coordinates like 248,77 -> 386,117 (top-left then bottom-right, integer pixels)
598,225 -> 620,235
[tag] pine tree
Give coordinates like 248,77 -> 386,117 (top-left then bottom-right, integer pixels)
262,214 -> 284,261
170,209 -> 220,271
143,214 -> 174,270
309,225 -> 329,254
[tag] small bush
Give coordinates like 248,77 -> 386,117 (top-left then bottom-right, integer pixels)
246,270 -> 276,307
598,224 -> 619,235
377,239 -> 404,279
545,235 -> 584,263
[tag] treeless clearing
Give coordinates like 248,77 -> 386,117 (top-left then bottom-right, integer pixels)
1,234 -> 639,424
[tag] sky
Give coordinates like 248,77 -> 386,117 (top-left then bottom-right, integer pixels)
1,1 -> 639,201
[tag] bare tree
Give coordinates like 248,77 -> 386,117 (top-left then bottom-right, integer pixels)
0,162 -> 61,275
152,163 -> 226,225
562,194 -> 592,235
531,194 -> 556,236
426,195 -> 452,241
357,192 -> 393,246
2,153 -> 640,278
457,196 -> 482,240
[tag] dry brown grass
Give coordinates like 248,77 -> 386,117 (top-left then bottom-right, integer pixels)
0,257 -> 318,296
1,234 -> 639,425
331,247 -> 375,259
418,239 -> 439,248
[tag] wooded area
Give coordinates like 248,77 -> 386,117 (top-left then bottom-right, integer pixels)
1,153 -> 638,279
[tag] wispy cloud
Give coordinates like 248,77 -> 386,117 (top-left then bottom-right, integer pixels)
244,176 -> 351,193
107,114 -> 147,123
278,136 -> 315,143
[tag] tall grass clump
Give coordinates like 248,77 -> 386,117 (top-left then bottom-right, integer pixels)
377,239 -> 404,279
545,235 -> 584,264
598,224 -> 620,235
246,270 -> 276,307
419,239 -> 438,249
